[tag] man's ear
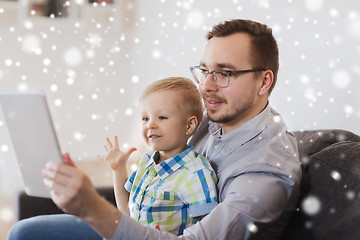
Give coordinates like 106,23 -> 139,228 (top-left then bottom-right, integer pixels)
186,116 -> 198,136
259,70 -> 274,96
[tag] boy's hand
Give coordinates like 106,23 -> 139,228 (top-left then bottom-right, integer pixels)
103,136 -> 137,171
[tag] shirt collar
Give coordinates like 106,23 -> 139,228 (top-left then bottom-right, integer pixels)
208,103 -> 272,149
146,145 -> 196,180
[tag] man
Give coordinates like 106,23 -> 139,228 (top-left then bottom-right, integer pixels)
8,19 -> 302,240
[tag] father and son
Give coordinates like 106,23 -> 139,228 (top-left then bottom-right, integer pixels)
8,19 -> 302,240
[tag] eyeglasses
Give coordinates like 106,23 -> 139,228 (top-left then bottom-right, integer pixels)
189,66 -> 266,88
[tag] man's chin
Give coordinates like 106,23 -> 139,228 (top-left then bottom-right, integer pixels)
206,110 -> 218,121
207,111 -> 236,124
208,112 -> 225,123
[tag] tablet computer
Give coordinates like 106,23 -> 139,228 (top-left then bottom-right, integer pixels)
0,91 -> 63,198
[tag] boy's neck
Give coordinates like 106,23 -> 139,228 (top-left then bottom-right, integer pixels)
155,145 -> 188,164
153,151 -> 161,164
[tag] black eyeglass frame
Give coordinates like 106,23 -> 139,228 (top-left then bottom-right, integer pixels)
189,66 -> 267,88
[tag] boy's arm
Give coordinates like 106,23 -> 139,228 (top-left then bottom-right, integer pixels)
113,167 -> 130,215
180,165 -> 218,220
102,136 -> 136,214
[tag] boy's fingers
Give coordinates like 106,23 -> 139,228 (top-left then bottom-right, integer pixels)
114,136 -> 119,147
124,147 -> 137,159
106,138 -> 113,148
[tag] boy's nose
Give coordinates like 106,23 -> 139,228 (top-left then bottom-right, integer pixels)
147,119 -> 157,129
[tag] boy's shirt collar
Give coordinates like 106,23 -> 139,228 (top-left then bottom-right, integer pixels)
144,145 -> 195,180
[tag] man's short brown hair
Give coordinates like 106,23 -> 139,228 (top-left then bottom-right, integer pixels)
207,19 -> 279,94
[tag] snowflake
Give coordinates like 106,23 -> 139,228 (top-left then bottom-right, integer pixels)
302,196 -> 321,215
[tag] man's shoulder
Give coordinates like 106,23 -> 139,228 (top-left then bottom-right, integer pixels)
240,125 -> 301,182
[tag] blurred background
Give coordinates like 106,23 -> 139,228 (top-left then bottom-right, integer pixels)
0,0 -> 359,238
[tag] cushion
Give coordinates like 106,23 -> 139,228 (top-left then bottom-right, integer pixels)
294,129 -> 360,160
281,140 -> 360,240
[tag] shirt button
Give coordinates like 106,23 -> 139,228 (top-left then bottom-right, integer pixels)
214,144 -> 219,150
149,170 -> 155,177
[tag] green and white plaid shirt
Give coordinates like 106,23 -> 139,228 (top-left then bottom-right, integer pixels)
125,145 -> 218,235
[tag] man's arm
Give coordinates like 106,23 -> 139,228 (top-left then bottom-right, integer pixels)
43,155 -> 298,240
182,172 -> 297,239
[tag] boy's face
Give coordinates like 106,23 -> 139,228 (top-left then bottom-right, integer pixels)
141,90 -> 191,159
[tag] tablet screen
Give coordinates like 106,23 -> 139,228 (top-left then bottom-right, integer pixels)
0,92 -> 63,198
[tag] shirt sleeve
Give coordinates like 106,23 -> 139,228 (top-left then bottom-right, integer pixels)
124,171 -> 136,193
183,172 -> 297,239
181,168 -> 218,218
111,171 -> 297,240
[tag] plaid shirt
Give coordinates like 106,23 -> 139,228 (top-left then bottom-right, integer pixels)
124,145 -> 218,235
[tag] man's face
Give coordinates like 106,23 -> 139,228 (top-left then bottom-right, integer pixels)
199,32 -> 265,133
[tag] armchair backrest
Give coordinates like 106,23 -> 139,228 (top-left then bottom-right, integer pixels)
281,129 -> 360,240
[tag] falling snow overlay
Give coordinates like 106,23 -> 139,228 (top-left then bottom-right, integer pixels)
0,0 -> 359,235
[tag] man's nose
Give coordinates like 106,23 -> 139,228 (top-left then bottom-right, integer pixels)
202,72 -> 218,91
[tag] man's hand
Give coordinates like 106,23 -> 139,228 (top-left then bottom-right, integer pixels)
42,153 -> 99,217
42,153 -> 122,239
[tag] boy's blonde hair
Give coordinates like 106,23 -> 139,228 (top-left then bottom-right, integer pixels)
140,77 -> 203,124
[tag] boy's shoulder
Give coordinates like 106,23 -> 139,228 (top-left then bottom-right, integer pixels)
135,150 -> 155,167
183,148 -> 214,174
180,150 -> 218,185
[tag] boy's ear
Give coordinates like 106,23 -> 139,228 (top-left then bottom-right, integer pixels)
186,116 -> 198,136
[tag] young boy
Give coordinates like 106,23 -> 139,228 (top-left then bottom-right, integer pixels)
102,77 -> 218,235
